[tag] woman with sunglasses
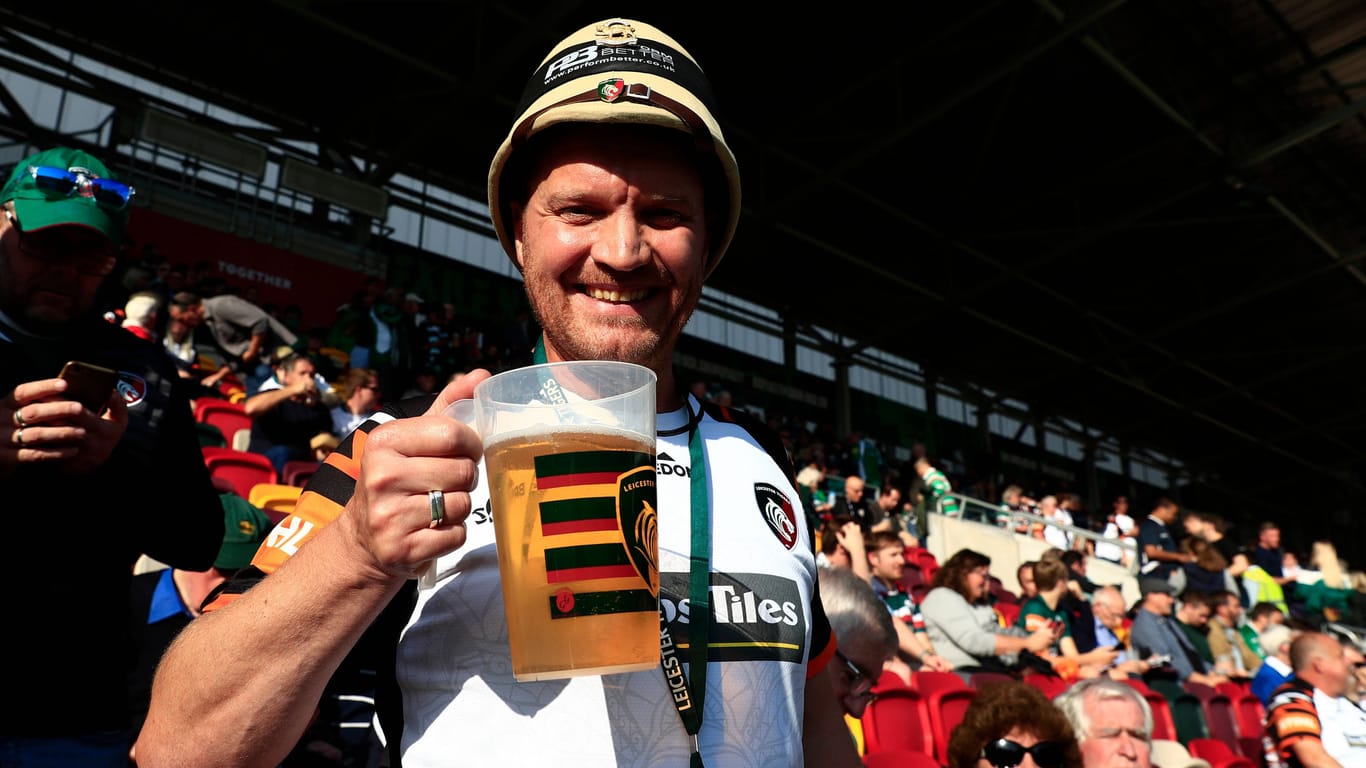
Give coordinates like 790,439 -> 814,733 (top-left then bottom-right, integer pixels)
946,681 -> 1084,768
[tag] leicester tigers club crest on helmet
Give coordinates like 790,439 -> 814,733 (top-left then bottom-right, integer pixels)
754,482 -> 798,550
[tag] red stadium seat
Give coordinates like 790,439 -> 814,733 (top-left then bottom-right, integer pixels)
927,688 -> 977,766
863,749 -> 943,768
195,398 -> 251,436
1188,738 -> 1258,768
1022,673 -> 1068,700
910,670 -> 969,697
861,687 -> 934,757
202,446 -> 278,499
281,459 -> 321,488
1185,681 -> 1243,746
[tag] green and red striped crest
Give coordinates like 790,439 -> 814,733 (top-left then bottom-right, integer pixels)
535,450 -> 659,619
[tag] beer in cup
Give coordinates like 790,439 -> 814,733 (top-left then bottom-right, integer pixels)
470,360 -> 659,681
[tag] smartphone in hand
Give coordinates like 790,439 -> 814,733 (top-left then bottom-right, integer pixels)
58,360 -> 120,412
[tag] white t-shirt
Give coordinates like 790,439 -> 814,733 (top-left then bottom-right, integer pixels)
397,398 -> 824,767
1095,513 -> 1136,563
1315,688 -> 1366,766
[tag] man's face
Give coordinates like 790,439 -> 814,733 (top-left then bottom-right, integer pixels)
1018,566 -> 1037,598
878,489 -> 901,512
1261,527 -> 1281,549
1079,696 -> 1152,768
1223,596 -> 1243,623
0,208 -> 113,327
512,125 -> 708,372
1179,601 -> 1211,629
869,544 -> 904,581
1316,638 -> 1350,697
1094,592 -> 1127,629
1145,591 -> 1174,616
828,635 -> 886,719
284,361 -> 317,389
846,478 -> 865,501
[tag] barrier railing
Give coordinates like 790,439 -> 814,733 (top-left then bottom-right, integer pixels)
936,492 -> 1139,576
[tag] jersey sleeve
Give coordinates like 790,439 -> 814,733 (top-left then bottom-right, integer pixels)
1267,682 -> 1323,760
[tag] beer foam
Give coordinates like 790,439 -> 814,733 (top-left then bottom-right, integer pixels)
483,421 -> 653,452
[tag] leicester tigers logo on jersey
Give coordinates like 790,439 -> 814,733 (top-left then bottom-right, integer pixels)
754,482 -> 798,550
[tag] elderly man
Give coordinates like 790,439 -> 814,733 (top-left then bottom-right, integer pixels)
829,473 -> 879,533
1080,585 -> 1153,680
1250,623 -> 1298,706
1266,632 -> 1366,767
1055,677 -> 1153,768
817,565 -> 898,720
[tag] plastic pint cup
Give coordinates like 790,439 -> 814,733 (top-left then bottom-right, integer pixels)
475,360 -> 659,681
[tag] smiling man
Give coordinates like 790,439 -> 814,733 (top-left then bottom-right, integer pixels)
137,18 -> 858,768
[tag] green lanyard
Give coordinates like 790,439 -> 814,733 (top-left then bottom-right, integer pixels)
531,340 -> 711,766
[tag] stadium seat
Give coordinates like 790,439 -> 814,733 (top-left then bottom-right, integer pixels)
282,459 -> 321,488
969,671 -> 1017,689
247,482 -> 303,523
926,687 -> 976,766
910,670 -> 969,697
863,749 -> 942,768
195,398 -> 252,447
874,668 -> 910,693
202,447 -> 278,499
1121,676 -> 1178,741
196,422 -> 226,448
1021,672 -> 1068,700
994,601 -> 1022,626
899,562 -> 926,591
861,687 -> 934,757
1147,678 -> 1209,743
990,576 -> 1019,605
1188,738 -> 1258,768
1185,681 -> 1242,745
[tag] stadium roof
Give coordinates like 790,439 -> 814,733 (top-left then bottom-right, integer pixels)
4,1 -> 1366,541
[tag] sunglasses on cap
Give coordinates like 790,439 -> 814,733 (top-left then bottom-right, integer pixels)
981,738 -> 1067,768
27,165 -> 136,210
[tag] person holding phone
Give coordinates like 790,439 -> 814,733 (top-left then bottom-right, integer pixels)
0,146 -> 223,766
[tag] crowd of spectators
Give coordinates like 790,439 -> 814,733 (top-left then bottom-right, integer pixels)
101,245 -> 1366,766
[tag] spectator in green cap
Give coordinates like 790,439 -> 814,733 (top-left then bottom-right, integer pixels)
0,146 -> 223,767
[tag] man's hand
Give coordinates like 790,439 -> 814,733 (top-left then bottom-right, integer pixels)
3,377 -> 128,475
339,369 -> 491,581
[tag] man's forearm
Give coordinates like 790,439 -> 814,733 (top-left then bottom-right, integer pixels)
135,521 -> 405,768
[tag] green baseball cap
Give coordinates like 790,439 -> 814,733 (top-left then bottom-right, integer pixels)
214,493 -> 274,571
1,146 -> 131,243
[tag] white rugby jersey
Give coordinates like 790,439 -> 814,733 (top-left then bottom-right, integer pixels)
397,397 -> 830,767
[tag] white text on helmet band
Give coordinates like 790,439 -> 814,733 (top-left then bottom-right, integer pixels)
544,43 -> 677,84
